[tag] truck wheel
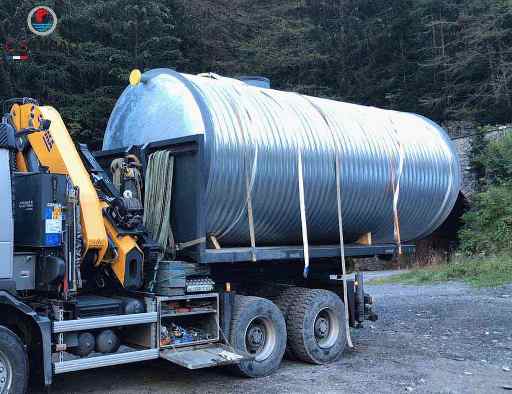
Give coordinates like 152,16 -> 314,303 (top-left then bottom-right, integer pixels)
229,295 -> 286,377
287,289 -> 346,364
0,326 -> 28,394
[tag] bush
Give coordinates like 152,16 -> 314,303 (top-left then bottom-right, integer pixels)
459,130 -> 512,255
459,183 -> 512,254
480,131 -> 512,185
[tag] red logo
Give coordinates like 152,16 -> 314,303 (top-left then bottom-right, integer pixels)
34,8 -> 49,23
27,6 -> 58,36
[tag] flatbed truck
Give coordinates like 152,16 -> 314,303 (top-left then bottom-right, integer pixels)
0,98 -> 410,393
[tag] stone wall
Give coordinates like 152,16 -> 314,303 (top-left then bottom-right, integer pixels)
452,135 -> 476,197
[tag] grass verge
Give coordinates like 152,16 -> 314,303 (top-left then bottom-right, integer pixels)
370,255 -> 512,288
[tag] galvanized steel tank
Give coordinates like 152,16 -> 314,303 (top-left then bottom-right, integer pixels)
103,68 -> 461,246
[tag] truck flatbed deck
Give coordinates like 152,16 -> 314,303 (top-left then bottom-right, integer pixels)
202,244 -> 413,263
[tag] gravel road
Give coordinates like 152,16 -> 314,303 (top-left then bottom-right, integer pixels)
38,277 -> 512,394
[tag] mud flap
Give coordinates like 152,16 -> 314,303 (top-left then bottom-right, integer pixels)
160,344 -> 247,369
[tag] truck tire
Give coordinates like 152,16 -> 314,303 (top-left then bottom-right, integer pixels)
229,295 -> 286,377
0,326 -> 28,394
286,289 -> 347,364
270,287 -> 301,317
271,287 -> 305,360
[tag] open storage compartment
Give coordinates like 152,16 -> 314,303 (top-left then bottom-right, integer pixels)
158,293 -> 219,348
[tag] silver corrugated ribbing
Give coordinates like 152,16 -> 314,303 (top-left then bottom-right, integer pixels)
104,69 -> 461,246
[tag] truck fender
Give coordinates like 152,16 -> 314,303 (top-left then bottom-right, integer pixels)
0,290 -> 52,387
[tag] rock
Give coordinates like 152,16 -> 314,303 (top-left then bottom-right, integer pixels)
503,366 -> 511,372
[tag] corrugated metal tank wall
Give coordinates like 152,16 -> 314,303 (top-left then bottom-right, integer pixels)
103,69 -> 461,246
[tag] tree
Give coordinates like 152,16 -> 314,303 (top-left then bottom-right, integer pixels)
1,0 -> 511,147
0,0 -> 184,148
417,0 -> 512,122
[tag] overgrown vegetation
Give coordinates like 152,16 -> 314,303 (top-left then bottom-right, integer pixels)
460,131 -> 512,255
1,0 -> 512,148
371,255 -> 512,288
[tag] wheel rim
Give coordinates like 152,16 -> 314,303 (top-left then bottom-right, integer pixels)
0,350 -> 12,394
314,307 -> 340,349
245,316 -> 277,361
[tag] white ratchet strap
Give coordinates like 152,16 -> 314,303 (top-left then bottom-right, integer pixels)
215,83 -> 259,251
176,237 -> 206,251
297,150 -> 310,278
390,122 -> 404,255
245,174 -> 257,262
335,155 -> 354,349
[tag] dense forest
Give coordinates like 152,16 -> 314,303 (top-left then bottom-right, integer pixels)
1,0 -> 511,148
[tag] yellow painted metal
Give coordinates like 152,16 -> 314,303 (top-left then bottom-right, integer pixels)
102,202 -> 143,287
10,103 -> 108,265
129,69 -> 142,86
15,152 -> 28,172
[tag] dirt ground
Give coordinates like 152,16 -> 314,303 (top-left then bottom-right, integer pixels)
37,275 -> 512,394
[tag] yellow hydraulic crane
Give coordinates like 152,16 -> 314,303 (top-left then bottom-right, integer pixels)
9,100 -> 145,289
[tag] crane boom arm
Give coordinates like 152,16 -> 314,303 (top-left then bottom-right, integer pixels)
9,101 -> 144,289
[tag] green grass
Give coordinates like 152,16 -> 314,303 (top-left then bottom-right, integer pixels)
371,255 -> 512,288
